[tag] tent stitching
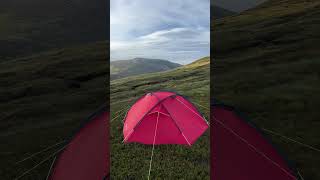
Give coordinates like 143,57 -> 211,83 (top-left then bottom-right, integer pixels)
148,111 -> 170,117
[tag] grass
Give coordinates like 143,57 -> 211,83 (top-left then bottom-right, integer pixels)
212,0 -> 320,179
0,0 -> 108,60
110,57 -> 210,179
0,0 -> 108,179
0,42 -> 108,179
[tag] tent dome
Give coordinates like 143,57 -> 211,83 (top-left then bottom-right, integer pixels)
123,91 -> 209,146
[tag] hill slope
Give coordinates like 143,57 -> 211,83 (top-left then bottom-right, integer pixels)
212,0 -> 267,12
212,0 -> 320,179
212,5 -> 235,19
0,0 -> 108,60
110,58 -> 181,80
110,57 -> 210,179
0,42 -> 108,179
0,0 -> 108,179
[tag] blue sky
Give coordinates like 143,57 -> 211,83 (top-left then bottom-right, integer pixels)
110,0 -> 210,64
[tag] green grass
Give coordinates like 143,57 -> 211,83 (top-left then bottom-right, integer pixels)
110,57 -> 210,179
0,0 -> 107,60
0,1 -> 108,179
0,42 -> 108,179
213,0 -> 320,179
212,5 -> 235,19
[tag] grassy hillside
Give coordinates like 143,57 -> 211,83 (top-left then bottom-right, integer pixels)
0,0 -> 108,60
110,57 -> 210,179
212,5 -> 235,19
0,42 -> 108,179
212,0 -> 320,179
212,0 -> 267,12
110,58 -> 181,80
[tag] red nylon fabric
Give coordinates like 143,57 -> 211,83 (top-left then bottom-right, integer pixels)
49,110 -> 109,180
123,91 -> 208,146
211,105 -> 296,180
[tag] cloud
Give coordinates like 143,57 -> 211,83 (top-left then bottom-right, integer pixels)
110,0 -> 210,64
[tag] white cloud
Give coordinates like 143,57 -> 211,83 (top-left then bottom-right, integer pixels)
110,0 -> 210,64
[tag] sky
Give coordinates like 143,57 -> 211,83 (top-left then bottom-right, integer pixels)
110,0 -> 210,64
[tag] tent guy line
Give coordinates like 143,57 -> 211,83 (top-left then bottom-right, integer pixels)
175,97 -> 209,125
192,101 -> 209,111
297,169 -> 305,180
48,109 -> 109,179
15,145 -> 67,180
212,115 -> 297,179
262,128 -> 320,153
112,104 -> 131,117
110,108 -> 128,123
46,156 -> 57,180
15,140 -> 66,165
110,97 -> 136,105
147,112 -> 160,180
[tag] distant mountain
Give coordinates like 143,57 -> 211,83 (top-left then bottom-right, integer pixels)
110,58 -> 181,80
212,5 -> 235,18
211,0 -> 267,12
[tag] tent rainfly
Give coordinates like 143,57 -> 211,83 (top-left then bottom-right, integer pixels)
123,91 -> 209,179
211,102 -> 299,180
48,106 -> 109,180
123,91 -> 209,145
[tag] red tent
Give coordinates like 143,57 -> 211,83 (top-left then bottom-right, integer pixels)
123,91 -> 209,146
211,102 -> 298,180
48,106 -> 109,180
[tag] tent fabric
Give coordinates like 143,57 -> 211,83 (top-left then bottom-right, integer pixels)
48,107 -> 109,180
123,91 -> 209,146
211,103 -> 297,180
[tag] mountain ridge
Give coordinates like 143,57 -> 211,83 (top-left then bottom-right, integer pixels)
111,58 -> 181,80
